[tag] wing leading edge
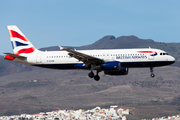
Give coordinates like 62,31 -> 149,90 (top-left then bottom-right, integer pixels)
62,47 -> 104,67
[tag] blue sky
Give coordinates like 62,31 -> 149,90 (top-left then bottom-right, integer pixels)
0,0 -> 180,54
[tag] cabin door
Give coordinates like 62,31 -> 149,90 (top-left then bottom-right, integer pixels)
36,53 -> 42,63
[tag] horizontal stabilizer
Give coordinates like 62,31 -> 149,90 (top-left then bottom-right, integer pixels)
4,53 -> 26,59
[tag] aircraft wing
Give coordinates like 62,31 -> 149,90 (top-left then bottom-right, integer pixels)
63,48 -> 104,67
4,53 -> 26,59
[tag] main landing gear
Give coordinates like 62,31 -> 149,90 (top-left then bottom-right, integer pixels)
150,67 -> 155,78
88,71 -> 100,81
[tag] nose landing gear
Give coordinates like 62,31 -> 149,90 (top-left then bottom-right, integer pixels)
150,67 -> 155,78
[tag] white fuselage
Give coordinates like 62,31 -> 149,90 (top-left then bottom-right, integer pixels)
14,48 -> 175,69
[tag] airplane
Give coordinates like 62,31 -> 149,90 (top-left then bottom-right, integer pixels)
4,25 -> 175,81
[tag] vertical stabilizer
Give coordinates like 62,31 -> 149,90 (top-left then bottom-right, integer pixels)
7,26 -> 36,55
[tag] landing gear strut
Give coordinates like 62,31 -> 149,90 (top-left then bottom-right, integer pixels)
150,67 -> 155,78
88,71 -> 100,81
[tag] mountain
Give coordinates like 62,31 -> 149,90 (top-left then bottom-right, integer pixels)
0,55 -> 36,77
1,35 -> 180,119
77,35 -> 154,49
40,35 -> 155,50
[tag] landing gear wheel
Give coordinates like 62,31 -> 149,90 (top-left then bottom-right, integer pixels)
94,75 -> 100,81
88,72 -> 94,78
151,73 -> 155,78
150,67 -> 155,78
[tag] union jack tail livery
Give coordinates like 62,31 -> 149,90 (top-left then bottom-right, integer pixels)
7,26 -> 36,55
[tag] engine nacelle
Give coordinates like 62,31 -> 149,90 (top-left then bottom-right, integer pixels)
75,63 -> 88,69
100,61 -> 120,70
104,68 -> 128,76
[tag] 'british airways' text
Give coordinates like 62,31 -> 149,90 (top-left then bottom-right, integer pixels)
116,55 -> 147,59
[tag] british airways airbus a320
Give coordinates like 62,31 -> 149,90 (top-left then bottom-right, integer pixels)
4,26 -> 175,81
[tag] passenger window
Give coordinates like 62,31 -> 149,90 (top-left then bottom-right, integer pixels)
160,53 -> 162,55
163,53 -> 165,55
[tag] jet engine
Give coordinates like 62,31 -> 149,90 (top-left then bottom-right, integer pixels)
100,61 -> 120,70
104,68 -> 128,76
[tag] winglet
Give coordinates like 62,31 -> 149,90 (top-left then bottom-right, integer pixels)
59,46 -> 64,51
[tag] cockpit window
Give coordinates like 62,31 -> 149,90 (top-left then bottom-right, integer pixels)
160,52 -> 168,55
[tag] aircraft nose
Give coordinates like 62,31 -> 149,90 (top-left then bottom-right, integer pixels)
170,56 -> 176,63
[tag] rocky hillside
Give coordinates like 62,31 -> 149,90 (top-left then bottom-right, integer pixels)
0,35 -> 180,119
